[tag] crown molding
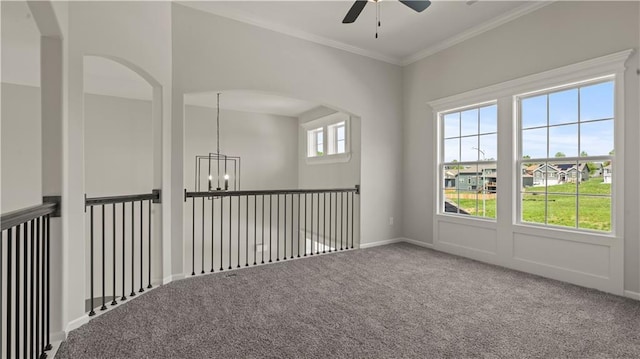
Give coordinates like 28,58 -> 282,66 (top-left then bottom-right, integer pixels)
176,1 -> 403,66
401,1 -> 554,66
179,1 -> 554,68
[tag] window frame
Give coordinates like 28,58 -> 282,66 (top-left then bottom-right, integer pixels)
515,77 -> 616,234
438,101 -> 498,221
302,112 -> 351,165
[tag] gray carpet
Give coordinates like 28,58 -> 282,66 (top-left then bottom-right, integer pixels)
56,243 -> 640,358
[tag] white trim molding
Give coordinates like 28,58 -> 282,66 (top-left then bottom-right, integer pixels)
624,290 -> 640,301
163,273 -> 185,285
359,237 -> 434,249
179,1 -> 554,67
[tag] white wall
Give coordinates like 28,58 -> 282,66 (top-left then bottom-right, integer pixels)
297,106 -> 361,189
184,106 -> 298,191
171,3 -> 403,279
1,83 -> 42,212
84,94 -> 153,196
402,1 -> 640,292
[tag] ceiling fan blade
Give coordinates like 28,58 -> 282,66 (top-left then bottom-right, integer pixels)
399,0 -> 432,13
342,0 -> 368,24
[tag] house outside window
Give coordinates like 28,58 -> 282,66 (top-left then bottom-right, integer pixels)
440,103 -> 497,219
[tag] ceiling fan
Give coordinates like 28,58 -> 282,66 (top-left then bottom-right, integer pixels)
342,0 -> 432,24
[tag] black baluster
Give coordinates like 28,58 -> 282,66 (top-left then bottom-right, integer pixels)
316,193 -> 320,255
112,205 -> 117,305
345,193 -> 349,251
310,193 -> 314,256
201,197 -> 205,274
148,199 -> 152,288
45,215 -> 53,352
101,205 -> 107,311
39,218 -> 46,357
323,193 -> 327,253
304,194 -> 307,257
276,194 -> 280,261
237,196 -> 241,268
329,193 -> 333,253
192,198 -> 195,276
15,224 -> 20,359
220,197 -> 224,271
269,195 -> 272,263
30,220 -> 35,358
89,208 -> 95,316
283,194 -> 287,261
297,194 -> 301,258
261,195 -> 264,264
1,229 -> 4,358
340,192 -> 344,250
23,222 -> 28,356
253,195 -> 257,266
121,203 -> 126,301
211,197 -> 216,273
130,201 -> 136,297
35,218 -> 40,356
246,196 -> 249,267
290,194 -> 294,259
140,200 -> 145,291
7,228 -> 12,359
351,192 -> 355,249
334,192 -> 338,252
229,196 -> 232,270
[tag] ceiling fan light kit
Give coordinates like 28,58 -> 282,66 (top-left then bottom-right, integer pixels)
342,0 -> 432,39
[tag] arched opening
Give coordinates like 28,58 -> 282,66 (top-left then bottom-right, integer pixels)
82,55 -> 163,316
182,90 -> 361,275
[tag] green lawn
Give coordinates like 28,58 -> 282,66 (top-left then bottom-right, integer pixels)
523,177 -> 611,231
446,178 -> 611,231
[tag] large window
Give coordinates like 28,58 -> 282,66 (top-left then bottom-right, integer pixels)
517,79 -> 614,232
440,103 -> 497,219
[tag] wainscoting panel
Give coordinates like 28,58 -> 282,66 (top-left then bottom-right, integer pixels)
512,233 -> 610,279
436,219 -> 498,261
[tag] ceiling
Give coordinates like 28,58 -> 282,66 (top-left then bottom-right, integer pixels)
178,0 -> 547,65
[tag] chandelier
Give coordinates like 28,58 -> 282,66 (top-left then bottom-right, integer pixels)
194,93 -> 241,192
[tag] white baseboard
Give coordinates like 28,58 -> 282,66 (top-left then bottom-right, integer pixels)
624,290 -> 640,300
359,238 -> 404,248
401,237 -> 434,249
359,237 -> 434,249
163,273 -> 184,284
51,331 -> 66,342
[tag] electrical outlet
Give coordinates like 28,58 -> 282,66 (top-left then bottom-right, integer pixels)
389,217 -> 394,226
257,244 -> 269,252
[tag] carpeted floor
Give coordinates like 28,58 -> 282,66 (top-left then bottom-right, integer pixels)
56,243 -> 640,358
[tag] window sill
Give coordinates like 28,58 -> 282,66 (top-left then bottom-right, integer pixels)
305,152 -> 351,165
